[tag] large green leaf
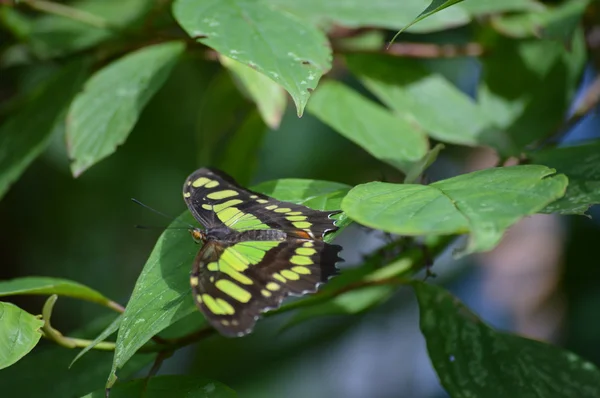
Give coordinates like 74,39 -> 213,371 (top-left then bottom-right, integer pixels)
87,375 -> 236,397
307,80 -> 429,177
342,165 -> 567,255
220,55 -> 287,130
0,302 -> 44,370
66,41 -> 185,176
530,142 -> 600,215
346,53 -> 493,148
109,179 -> 351,382
27,0 -> 153,59
172,0 -> 331,116
0,277 -> 112,307
0,59 -> 87,200
412,281 -> 600,398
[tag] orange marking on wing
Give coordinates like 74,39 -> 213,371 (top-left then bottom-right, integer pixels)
289,230 -> 312,239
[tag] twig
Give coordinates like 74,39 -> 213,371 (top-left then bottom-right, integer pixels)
384,42 -> 484,58
43,235 -> 455,354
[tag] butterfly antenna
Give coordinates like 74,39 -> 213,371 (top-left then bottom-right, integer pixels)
131,198 -> 195,229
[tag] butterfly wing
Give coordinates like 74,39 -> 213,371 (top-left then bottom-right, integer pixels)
191,239 -> 342,337
183,168 -> 340,238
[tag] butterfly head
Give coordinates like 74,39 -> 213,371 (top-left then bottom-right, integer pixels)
190,228 -> 206,243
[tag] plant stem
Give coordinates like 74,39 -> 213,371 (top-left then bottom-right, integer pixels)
17,0 -> 110,29
43,234 -> 456,353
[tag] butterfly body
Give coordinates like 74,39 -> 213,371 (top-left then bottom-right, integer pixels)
183,168 -> 343,337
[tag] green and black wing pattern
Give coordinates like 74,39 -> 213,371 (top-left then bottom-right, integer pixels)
190,239 -> 341,337
182,167 -> 343,337
183,167 -> 341,239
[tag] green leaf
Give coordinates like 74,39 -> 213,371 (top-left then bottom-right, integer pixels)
530,142 -> 600,215
0,59 -> 87,200
66,41 -> 185,176
0,302 -> 44,370
342,165 -> 568,255
346,53 -> 493,148
28,0 -> 153,59
70,315 -> 121,368
307,80 -> 429,177
216,111 -> 268,186
172,0 -> 331,116
88,375 -> 236,398
109,179 -> 351,381
478,35 -> 586,155
220,55 -> 287,129
412,281 -> 600,398
394,0 -> 465,38
0,277 -> 112,307
264,0 -> 470,33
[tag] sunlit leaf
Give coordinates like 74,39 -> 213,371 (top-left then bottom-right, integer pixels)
0,302 -> 44,370
346,53 -> 493,147
413,281 -> 600,398
342,165 -> 567,255
307,80 -> 429,177
0,277 -> 112,307
173,0 -> 331,116
66,41 -> 185,176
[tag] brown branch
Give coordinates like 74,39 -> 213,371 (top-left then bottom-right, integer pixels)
385,42 -> 484,58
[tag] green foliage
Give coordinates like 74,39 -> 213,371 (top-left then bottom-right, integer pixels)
173,0 -> 331,116
67,41 -> 185,176
342,166 -> 568,255
0,277 -> 113,306
413,281 -> 600,397
1,0 -> 600,397
307,80 -> 429,177
0,302 -> 44,370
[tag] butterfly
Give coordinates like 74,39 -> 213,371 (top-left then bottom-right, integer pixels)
183,168 -> 343,337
